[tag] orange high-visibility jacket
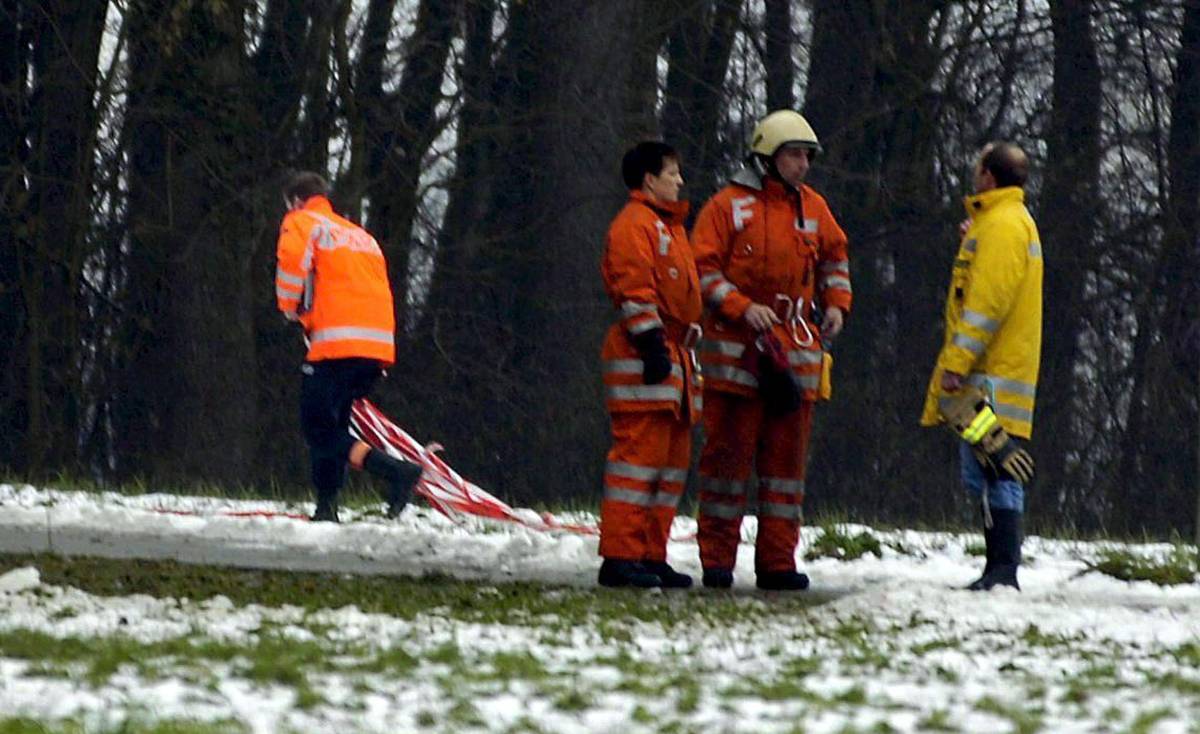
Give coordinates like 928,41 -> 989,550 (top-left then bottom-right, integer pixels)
691,168 -> 852,400
275,196 -> 396,364
600,191 -> 703,421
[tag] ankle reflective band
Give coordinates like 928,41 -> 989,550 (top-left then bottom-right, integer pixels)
961,405 -> 998,444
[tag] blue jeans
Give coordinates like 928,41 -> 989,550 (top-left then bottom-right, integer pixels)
959,441 -> 1024,512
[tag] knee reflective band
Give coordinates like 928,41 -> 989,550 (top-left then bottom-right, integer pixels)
940,385 -> 1035,484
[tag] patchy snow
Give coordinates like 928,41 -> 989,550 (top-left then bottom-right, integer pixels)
0,482 -> 1198,733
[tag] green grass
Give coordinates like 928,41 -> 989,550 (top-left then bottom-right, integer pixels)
0,718 -> 248,734
0,553 -> 829,630
804,525 -> 883,562
1085,545 -> 1197,586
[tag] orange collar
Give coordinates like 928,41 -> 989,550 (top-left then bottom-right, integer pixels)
301,195 -> 334,214
629,190 -> 690,223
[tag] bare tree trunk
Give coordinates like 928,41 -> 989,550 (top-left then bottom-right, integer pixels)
359,0 -> 457,328
1116,0 -> 1200,535
763,0 -> 794,111
19,0 -> 107,474
661,0 -> 744,207
117,0 -> 259,485
1035,0 -> 1103,530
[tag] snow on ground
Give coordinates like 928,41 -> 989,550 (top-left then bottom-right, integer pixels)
1,482 -> 1199,733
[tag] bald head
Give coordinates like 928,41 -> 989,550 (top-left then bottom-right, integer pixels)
977,142 -> 1028,190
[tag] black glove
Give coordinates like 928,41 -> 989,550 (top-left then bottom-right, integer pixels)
631,328 -> 672,385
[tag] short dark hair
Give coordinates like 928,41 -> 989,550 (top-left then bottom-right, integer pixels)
282,170 -> 331,202
980,142 -> 1028,188
621,141 -> 678,190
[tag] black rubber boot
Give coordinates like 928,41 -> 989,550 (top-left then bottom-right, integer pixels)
363,449 -> 422,518
965,514 -> 997,591
598,559 -> 662,588
756,570 -> 810,591
643,561 -> 693,589
702,568 -> 734,589
970,509 -> 1021,591
311,495 -> 340,523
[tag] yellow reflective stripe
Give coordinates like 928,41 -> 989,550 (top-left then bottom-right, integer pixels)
962,406 -> 997,443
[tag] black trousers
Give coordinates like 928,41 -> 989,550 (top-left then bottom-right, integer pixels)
300,358 -> 383,499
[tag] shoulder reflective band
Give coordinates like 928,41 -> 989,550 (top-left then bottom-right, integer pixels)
961,404 -> 998,444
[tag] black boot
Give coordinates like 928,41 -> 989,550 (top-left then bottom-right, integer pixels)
965,515 -> 997,591
311,495 -> 340,523
363,449 -> 422,518
643,561 -> 693,589
970,509 -> 1021,591
756,570 -> 810,591
598,559 -> 662,588
702,568 -> 734,589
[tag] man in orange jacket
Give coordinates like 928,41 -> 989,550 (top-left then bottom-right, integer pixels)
275,171 -> 422,522
597,142 -> 703,588
691,111 -> 852,590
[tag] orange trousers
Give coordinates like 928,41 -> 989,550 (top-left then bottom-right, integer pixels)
598,411 -> 692,562
696,392 -> 813,573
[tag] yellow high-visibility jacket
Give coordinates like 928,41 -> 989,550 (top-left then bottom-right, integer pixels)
920,186 -> 1043,438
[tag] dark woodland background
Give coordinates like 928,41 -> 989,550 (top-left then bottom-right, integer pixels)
6,0 -> 1200,538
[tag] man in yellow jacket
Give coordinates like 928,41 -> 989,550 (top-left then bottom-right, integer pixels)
921,142 -> 1043,591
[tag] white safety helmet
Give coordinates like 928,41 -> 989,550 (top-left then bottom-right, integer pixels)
750,110 -> 821,157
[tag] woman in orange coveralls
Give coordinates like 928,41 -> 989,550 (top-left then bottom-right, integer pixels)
596,142 -> 703,588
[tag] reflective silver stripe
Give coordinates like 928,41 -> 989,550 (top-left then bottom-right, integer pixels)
951,332 -> 986,355
761,478 -> 805,494
603,360 -> 683,380
649,491 -> 682,509
787,350 -> 823,366
310,327 -> 394,346
699,501 -> 744,520
967,373 -> 1037,398
276,269 -> 305,287
704,364 -> 758,388
820,260 -> 848,273
822,276 -> 852,290
962,309 -> 999,333
627,317 -> 664,335
603,486 -> 653,506
620,301 -> 658,318
692,395 -> 704,413
606,385 -> 681,402
800,218 -> 818,233
796,374 -> 820,390
276,286 -> 302,299
699,339 -> 745,358
1029,242 -> 1042,257
759,502 -> 802,520
963,239 -> 977,253
994,402 -> 1033,423
700,272 -> 725,288
660,467 -> 688,484
698,476 -> 747,496
605,461 -> 659,481
708,281 -> 736,305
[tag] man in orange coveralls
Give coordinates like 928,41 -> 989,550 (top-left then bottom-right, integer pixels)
275,171 -> 422,523
691,111 -> 852,590
597,142 -> 703,588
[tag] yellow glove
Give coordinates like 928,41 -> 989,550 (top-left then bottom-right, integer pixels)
940,385 -> 1035,483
